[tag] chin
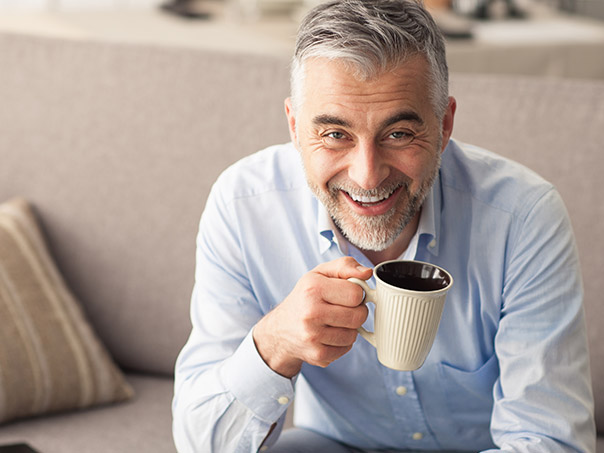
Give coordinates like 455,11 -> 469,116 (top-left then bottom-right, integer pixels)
336,210 -> 406,252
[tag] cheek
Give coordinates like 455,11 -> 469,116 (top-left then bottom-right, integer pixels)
414,153 -> 441,187
302,149 -> 345,189
391,149 -> 439,188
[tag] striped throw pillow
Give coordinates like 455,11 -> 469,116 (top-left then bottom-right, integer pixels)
0,198 -> 133,424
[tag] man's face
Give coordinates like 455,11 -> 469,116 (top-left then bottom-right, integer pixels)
286,56 -> 455,252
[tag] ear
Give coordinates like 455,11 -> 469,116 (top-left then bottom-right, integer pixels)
440,96 -> 457,153
284,97 -> 298,147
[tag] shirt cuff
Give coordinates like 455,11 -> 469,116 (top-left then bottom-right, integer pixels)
221,328 -> 295,423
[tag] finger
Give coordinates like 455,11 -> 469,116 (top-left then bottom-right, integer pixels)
305,344 -> 354,368
319,326 -> 359,347
313,256 -> 373,280
320,277 -> 367,308
322,303 -> 368,330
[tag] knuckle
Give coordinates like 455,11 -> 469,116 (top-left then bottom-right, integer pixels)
338,256 -> 358,272
300,304 -> 321,327
311,347 -> 331,364
339,256 -> 357,266
300,277 -> 324,302
301,327 -> 319,345
301,320 -> 326,343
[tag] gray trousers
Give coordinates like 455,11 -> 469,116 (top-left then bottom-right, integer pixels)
267,428 -> 470,453
267,428 -> 363,453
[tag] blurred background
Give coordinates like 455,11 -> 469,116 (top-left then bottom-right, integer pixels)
0,0 -> 603,78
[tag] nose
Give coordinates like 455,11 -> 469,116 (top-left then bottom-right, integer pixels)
347,141 -> 389,190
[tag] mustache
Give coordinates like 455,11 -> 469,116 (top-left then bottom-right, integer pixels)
327,176 -> 410,199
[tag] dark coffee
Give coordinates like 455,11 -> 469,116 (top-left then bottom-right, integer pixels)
376,261 -> 450,292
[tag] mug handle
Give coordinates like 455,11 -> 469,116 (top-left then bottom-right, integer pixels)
348,278 -> 378,348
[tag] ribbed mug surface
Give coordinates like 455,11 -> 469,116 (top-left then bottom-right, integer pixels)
374,289 -> 447,371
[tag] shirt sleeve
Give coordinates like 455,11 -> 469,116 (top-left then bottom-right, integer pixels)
482,188 -> 596,452
172,179 -> 295,453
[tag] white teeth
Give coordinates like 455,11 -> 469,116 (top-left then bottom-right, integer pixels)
350,193 -> 386,203
348,187 -> 396,204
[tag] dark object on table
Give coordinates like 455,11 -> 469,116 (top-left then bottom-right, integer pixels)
160,0 -> 211,19
473,0 -> 527,19
0,444 -> 40,453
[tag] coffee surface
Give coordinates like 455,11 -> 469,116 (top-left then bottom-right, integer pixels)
377,262 -> 450,292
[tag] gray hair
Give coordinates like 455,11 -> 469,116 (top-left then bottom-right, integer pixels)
290,0 -> 449,119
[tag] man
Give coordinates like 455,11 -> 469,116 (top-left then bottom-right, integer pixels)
172,0 -> 596,451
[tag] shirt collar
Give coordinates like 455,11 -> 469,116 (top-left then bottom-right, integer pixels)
416,170 -> 441,257
316,171 -> 442,258
317,201 -> 346,255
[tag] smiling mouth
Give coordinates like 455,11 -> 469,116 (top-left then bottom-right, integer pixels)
345,185 -> 402,207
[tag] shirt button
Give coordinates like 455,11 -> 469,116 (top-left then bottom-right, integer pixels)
428,239 -> 437,248
260,447 -> 269,452
277,396 -> 290,405
395,386 -> 407,396
412,432 -> 424,440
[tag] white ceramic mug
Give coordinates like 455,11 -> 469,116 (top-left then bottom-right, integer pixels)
348,260 -> 453,371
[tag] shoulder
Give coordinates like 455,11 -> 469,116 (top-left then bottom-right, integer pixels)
441,139 -> 555,218
213,142 -> 308,203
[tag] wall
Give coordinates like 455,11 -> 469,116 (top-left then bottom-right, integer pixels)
0,0 -> 158,10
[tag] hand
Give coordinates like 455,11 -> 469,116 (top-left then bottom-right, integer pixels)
253,257 -> 373,378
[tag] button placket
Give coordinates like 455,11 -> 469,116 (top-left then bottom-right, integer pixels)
380,368 -> 439,449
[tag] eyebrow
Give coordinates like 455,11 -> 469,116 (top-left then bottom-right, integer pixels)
381,110 -> 424,129
312,114 -> 351,128
311,110 -> 424,129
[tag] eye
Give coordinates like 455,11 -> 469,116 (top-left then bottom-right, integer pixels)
326,131 -> 346,140
385,130 -> 414,147
321,130 -> 352,149
389,131 -> 412,140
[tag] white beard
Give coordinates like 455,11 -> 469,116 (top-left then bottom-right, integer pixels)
306,154 -> 440,252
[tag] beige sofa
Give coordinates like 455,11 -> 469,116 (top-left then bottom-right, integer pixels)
0,31 -> 602,452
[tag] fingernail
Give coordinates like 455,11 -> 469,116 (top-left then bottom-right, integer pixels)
357,265 -> 371,272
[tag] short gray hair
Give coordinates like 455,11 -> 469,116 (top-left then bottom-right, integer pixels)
290,0 -> 449,119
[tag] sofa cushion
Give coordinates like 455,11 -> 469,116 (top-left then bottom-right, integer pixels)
0,198 -> 133,425
0,374 -> 174,453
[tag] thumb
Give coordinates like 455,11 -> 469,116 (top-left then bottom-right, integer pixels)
313,256 -> 373,280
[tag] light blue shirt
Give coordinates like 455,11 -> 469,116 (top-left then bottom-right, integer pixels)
172,140 -> 595,452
